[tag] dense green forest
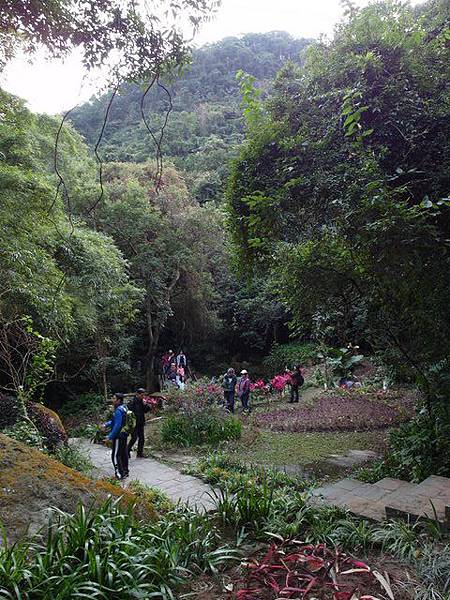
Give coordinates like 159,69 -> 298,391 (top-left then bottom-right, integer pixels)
69,32 -> 311,202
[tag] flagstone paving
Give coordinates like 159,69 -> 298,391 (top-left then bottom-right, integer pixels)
311,475 -> 450,530
74,439 -> 216,511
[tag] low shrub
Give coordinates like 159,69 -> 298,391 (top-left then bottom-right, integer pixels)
161,410 -> 241,447
264,342 -> 318,374
2,420 -> 44,449
70,423 -> 105,442
51,444 -> 94,474
127,480 -> 174,514
358,407 -> 450,482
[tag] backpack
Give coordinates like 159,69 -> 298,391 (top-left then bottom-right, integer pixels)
291,372 -> 304,387
122,407 -> 136,435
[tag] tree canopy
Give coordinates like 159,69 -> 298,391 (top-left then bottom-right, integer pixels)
227,0 -> 450,390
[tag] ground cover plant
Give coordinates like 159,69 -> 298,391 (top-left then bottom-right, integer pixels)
229,429 -> 387,471
254,389 -> 415,433
0,499 -> 239,600
185,451 -> 308,493
233,540 -> 395,600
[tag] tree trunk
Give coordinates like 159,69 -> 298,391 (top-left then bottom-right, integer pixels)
143,269 -> 181,391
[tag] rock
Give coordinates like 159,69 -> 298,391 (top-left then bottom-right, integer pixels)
0,433 -> 155,544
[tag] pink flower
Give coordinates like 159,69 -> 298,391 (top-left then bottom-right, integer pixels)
271,373 -> 291,391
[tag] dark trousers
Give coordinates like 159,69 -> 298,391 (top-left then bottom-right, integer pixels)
290,386 -> 299,403
224,390 -> 235,413
128,422 -> 145,457
111,434 -> 129,478
240,391 -> 250,410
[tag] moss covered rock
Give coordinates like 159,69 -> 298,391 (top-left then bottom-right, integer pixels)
0,434 -> 155,544
25,401 -> 68,451
0,395 -> 68,451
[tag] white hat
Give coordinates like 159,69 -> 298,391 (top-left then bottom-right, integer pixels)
240,369 -> 248,374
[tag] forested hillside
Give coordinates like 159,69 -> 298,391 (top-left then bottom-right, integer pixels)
70,32 -> 310,202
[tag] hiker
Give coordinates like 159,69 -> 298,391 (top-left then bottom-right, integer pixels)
176,350 -> 187,372
167,363 -> 180,388
127,387 -> 149,458
222,367 -> 237,413
103,393 -> 129,480
288,365 -> 304,403
237,369 -> 251,412
161,352 -> 170,380
164,350 -> 176,377
177,363 -> 185,390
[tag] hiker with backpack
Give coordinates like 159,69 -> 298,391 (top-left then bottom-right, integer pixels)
127,387 -> 149,458
103,393 -> 129,480
288,365 -> 304,403
222,368 -> 237,413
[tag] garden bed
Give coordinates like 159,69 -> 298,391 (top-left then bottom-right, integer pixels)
254,389 -> 416,433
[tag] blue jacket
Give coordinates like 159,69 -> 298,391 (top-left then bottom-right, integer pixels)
105,405 -> 127,440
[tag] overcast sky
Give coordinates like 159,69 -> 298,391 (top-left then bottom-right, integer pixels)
2,0 -> 421,114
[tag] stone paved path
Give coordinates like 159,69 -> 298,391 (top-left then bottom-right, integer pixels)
75,439 -> 216,511
312,475 -> 450,529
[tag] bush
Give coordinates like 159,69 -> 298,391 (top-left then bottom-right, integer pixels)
359,407 -> 450,482
25,402 -> 68,451
2,421 -> 44,449
127,480 -> 173,514
264,342 -> 318,374
161,410 -> 241,447
51,444 -> 94,474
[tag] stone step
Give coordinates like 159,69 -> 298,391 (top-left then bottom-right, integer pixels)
373,477 -> 414,492
312,475 -> 450,528
384,475 -> 450,526
417,475 -> 450,498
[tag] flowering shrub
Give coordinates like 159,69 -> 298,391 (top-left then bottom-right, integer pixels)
270,373 -> 291,392
143,395 -> 163,412
250,379 -> 270,394
161,381 -> 241,447
164,379 -> 222,415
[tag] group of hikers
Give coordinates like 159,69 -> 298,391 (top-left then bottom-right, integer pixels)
160,349 -> 188,389
103,388 -> 150,480
220,364 -> 304,413
103,363 -> 305,480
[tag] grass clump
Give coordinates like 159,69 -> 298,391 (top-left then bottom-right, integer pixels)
51,444 -> 94,475
186,451 -> 308,492
127,480 -> 174,514
0,499 -> 238,599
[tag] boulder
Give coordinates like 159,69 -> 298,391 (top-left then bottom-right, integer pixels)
0,433 -> 155,544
